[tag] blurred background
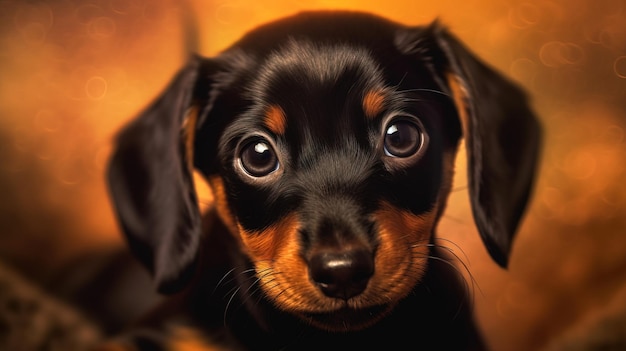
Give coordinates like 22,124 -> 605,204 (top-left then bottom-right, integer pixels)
0,0 -> 625,350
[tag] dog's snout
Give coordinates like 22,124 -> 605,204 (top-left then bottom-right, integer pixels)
309,249 -> 374,300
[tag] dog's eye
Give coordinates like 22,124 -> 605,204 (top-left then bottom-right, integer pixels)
384,120 -> 423,158
239,138 -> 279,177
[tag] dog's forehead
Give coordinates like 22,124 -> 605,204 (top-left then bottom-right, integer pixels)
245,39 -> 388,136
248,39 -> 386,99
225,12 -> 415,113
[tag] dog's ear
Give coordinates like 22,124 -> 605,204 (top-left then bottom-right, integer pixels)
107,56 -> 211,293
435,26 -> 542,267
397,24 -> 541,267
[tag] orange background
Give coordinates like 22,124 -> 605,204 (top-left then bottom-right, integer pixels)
1,0 -> 626,350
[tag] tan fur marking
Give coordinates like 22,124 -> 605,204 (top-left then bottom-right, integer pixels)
240,214 -> 315,312
182,107 -> 198,173
168,327 -> 224,351
372,202 -> 437,298
238,213 -> 299,262
207,176 -> 238,235
264,105 -> 287,135
255,201 -> 440,320
205,178 -> 316,313
447,73 -> 470,135
362,90 -> 386,118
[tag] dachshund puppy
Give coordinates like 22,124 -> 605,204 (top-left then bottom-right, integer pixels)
106,10 -> 541,351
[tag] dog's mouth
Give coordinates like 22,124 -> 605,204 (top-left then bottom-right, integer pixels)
298,303 -> 393,332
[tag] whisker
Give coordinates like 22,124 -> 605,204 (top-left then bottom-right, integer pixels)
273,283 -> 295,302
395,87 -> 451,97
238,268 -> 263,281
236,274 -> 276,311
415,254 -> 471,319
394,71 -> 409,88
224,267 -> 275,313
241,276 -> 263,297
223,286 -> 241,326
399,98 -> 426,103
435,238 -> 472,264
411,238 -> 483,310
222,284 -> 240,301
410,239 -> 469,268
212,267 -> 236,294
248,278 -> 280,308
214,267 -> 260,297
414,241 -> 481,298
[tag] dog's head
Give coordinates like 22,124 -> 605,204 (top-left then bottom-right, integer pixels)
108,12 -> 541,331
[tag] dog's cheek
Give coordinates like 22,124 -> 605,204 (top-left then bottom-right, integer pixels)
237,214 -> 320,311
207,178 -> 316,310
237,213 -> 298,262
208,175 -> 292,259
370,203 -> 437,301
207,176 -> 239,236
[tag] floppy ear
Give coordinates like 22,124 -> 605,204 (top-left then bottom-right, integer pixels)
107,56 -> 209,293
399,24 -> 541,267
437,27 -> 541,267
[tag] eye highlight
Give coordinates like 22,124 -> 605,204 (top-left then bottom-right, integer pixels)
237,135 -> 280,178
383,118 -> 424,158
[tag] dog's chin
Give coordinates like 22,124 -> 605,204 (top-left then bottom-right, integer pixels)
297,304 -> 394,332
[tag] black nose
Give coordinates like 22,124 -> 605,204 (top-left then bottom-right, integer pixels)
309,249 -> 374,300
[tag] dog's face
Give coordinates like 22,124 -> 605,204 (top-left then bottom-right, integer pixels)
107,12 -> 541,332
200,39 -> 461,329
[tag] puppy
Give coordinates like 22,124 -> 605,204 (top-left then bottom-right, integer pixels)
106,10 -> 541,351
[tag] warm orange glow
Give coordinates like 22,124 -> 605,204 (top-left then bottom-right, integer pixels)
1,1 -> 626,351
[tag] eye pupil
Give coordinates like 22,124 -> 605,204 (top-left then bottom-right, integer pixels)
384,120 -> 422,158
240,140 -> 279,177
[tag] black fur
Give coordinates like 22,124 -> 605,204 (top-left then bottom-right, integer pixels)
106,11 -> 541,351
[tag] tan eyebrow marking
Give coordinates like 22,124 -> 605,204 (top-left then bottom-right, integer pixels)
362,90 -> 386,119
264,105 -> 287,135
